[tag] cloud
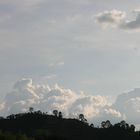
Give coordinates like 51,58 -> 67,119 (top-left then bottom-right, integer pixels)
96,9 -> 140,32
114,88 -> 140,124
104,108 -> 122,118
95,10 -> 126,28
1,78 -> 140,128
94,107 -> 123,124
69,94 -> 111,118
0,78 -> 122,124
120,11 -> 140,31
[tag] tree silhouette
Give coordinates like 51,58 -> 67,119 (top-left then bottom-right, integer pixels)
120,120 -> 129,129
101,120 -> 112,128
58,111 -> 63,118
90,123 -> 94,128
29,107 -> 34,113
101,121 -> 106,128
7,114 -> 15,120
105,120 -> 112,128
53,110 -> 58,117
0,109 -> 139,140
129,124 -> 135,132
79,114 -> 87,123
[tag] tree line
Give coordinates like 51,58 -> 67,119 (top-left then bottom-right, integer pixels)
0,107 -> 139,140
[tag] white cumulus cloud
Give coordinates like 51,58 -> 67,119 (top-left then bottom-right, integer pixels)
114,88 -> 140,124
0,78 -> 122,124
1,78 -> 140,128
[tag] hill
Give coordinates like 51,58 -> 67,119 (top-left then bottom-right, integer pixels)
0,110 -> 139,140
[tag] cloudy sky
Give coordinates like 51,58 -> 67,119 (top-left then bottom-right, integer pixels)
0,0 -> 140,128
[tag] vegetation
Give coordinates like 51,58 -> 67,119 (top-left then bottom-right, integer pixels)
0,108 -> 139,140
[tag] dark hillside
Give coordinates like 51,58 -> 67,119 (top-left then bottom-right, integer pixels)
0,111 -> 139,140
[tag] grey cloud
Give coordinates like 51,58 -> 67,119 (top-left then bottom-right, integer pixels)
95,10 -> 126,28
96,9 -> 140,32
120,12 -> 140,31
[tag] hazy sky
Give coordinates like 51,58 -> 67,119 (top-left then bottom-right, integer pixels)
1,0 -> 140,129
1,0 -> 140,99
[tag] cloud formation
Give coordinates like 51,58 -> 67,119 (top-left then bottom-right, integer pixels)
0,79 -> 122,123
114,88 -> 140,124
120,11 -> 140,31
96,9 -> 140,32
95,10 -> 126,28
0,78 -> 140,128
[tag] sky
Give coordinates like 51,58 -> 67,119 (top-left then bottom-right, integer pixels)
0,0 -> 140,128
